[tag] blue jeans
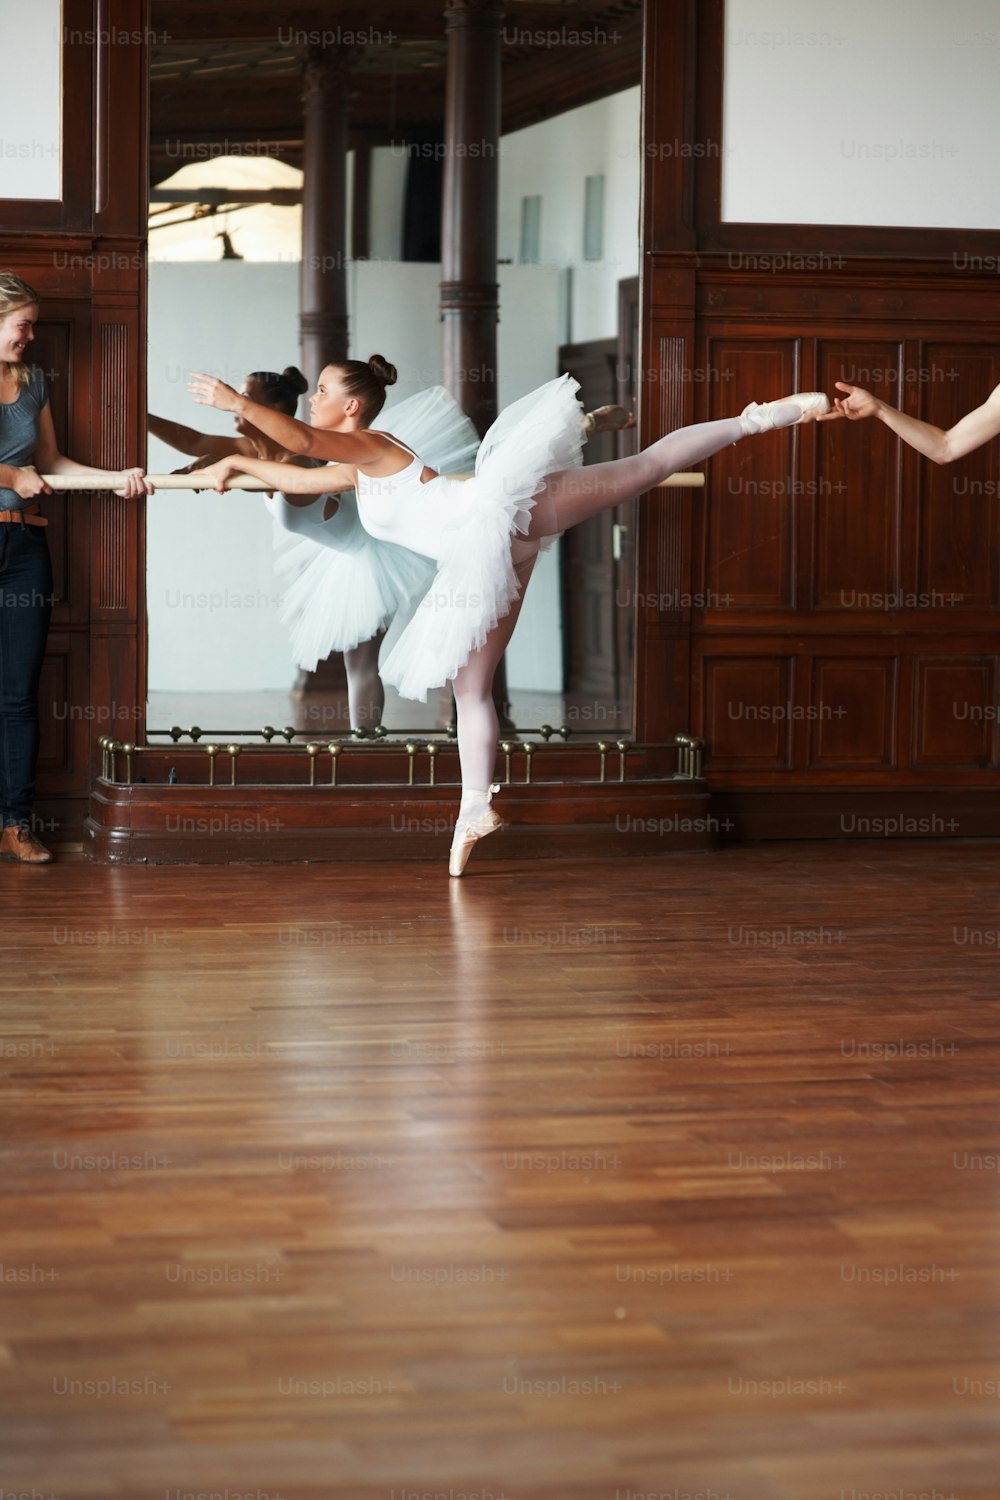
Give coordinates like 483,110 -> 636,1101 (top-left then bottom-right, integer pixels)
0,522 -> 53,826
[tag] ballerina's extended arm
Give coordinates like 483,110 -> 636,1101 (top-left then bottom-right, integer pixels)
817,380 -> 1000,464
148,412 -> 257,464
190,453 -> 358,496
188,373 -> 379,465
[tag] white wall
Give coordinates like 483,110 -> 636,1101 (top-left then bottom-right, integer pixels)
1,0 -> 62,200
723,0 -> 1000,228
498,86 -> 641,345
147,265 -> 300,693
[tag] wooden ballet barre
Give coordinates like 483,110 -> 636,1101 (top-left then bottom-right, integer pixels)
41,473 -> 280,492
43,471 -> 705,493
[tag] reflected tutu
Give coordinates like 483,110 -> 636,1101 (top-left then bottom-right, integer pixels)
267,386 -> 480,670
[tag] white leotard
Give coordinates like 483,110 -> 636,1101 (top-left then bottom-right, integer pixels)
354,434 -> 467,564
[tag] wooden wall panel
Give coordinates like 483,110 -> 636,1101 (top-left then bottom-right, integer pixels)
814,341 -> 903,609
807,657 -> 898,770
0,0 -> 148,837
701,655 -> 793,770
916,348 -> 999,606
912,658 -> 995,770
702,340 -> 800,608
29,311 -> 89,627
37,631 -> 92,789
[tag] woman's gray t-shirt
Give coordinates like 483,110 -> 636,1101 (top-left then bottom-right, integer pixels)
0,365 -> 48,511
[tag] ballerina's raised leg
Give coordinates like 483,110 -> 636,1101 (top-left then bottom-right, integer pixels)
447,390 -> 828,875
528,394 -> 827,538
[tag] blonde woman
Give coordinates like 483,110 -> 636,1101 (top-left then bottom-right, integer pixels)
0,273 -> 148,862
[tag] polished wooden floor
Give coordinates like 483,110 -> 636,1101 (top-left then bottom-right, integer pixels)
1,840 -> 998,1500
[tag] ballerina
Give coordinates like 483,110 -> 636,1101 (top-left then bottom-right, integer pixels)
263,383 -> 480,733
188,356 -> 829,874
151,363 -> 406,732
154,365 -> 482,731
150,365 -> 311,473
0,272 -> 149,863
818,378 -> 1000,462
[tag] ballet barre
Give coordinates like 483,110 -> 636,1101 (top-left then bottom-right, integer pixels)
41,474 -> 279,492
41,471 -> 706,493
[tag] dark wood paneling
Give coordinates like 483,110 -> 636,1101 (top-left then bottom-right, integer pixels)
86,777 -> 712,862
0,1 -> 148,838
807,657 -> 898,771
559,338 -> 619,701
639,0 -> 1000,829
702,340 -> 799,608
37,630 -> 92,789
916,347 -> 1000,607
912,657 -> 995,770
814,341 -> 903,609
701,655 -> 794,770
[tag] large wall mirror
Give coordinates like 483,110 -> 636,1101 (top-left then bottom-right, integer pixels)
144,25 -> 641,747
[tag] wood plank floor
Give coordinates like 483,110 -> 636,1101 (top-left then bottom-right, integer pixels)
1,840 -> 998,1500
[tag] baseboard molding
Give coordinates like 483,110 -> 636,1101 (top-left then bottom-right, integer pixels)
711,788 -> 1000,841
85,779 -> 715,864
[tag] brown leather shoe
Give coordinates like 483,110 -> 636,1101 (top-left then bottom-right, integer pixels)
0,825 -> 53,864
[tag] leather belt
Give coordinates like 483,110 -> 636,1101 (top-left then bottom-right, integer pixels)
0,506 -> 47,526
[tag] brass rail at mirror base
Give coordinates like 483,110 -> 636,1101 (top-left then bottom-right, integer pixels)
98,734 -> 705,788
146,723 -> 576,745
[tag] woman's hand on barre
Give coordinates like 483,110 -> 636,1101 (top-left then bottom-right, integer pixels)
12,466 -> 53,500
114,467 -> 153,498
188,456 -> 265,494
188,372 -> 243,415
170,455 -> 214,476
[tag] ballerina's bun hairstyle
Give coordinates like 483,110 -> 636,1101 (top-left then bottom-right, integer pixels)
333,353 -> 398,425
0,271 -> 41,390
247,366 -> 309,416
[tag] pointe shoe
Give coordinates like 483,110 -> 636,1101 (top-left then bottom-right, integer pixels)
738,391 -> 831,436
449,786 -> 502,877
583,404 -> 634,437
0,824 -> 53,864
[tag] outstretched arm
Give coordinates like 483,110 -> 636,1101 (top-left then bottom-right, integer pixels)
188,373 -> 377,465
190,453 -> 358,495
149,412 -> 254,462
33,401 -> 150,496
818,380 -> 1000,464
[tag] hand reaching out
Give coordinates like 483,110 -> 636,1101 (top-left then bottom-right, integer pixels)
170,455 -> 214,476
815,382 -> 882,422
188,372 -> 242,413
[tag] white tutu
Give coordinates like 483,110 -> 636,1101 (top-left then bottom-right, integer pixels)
380,374 -> 584,701
268,387 -> 480,669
